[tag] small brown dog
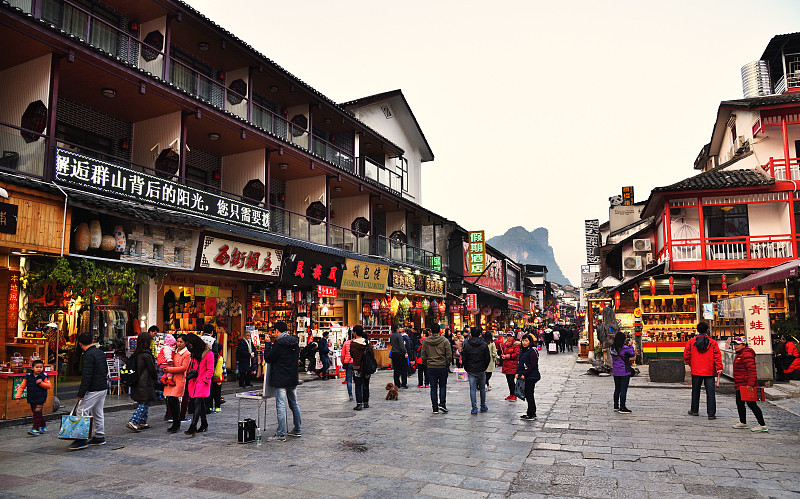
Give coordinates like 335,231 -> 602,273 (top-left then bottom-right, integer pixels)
385,383 -> 399,400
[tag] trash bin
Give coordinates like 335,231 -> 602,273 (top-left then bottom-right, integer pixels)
579,341 -> 589,358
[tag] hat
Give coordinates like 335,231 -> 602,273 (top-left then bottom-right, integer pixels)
731,337 -> 747,345
505,331 -> 514,336
274,321 -> 288,333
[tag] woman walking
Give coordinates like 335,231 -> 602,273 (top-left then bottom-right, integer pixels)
350,326 -> 371,410
484,331 -> 496,391
416,331 -> 428,388
126,332 -> 157,432
610,332 -> 635,414
341,332 -> 354,401
516,334 -> 540,420
501,332 -> 520,401
185,334 -> 214,436
732,337 -> 768,432
164,334 -> 191,433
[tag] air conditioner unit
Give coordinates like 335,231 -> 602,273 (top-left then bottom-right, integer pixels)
623,256 -> 643,271
633,239 -> 652,252
735,135 -> 748,154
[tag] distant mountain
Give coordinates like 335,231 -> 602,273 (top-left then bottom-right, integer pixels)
487,226 -> 572,286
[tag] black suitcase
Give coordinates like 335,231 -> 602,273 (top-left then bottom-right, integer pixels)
238,419 -> 256,444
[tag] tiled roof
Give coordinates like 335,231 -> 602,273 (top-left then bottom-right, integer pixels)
651,168 -> 774,193
720,92 -> 800,109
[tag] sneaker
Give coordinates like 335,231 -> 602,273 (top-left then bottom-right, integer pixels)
432,409 -> 439,414
182,418 -> 191,422
88,436 -> 106,446
439,406 -> 449,413
480,405 -> 489,412
68,439 -> 89,451
505,395 -> 513,400
166,419 -> 174,423
687,410 -> 699,416
353,404 -> 363,411
424,385 -> 429,388
137,423 -> 151,429
417,385 -> 424,388
126,422 -> 140,432
362,403 -> 370,409
214,408 -> 221,413
486,386 -> 492,391
708,415 -> 716,420
508,396 -> 517,401
732,422 -> 749,429
750,425 -> 769,432
39,427 -> 47,433
618,408 -> 632,414
471,409 -> 478,415
287,429 -> 301,438
27,429 -> 40,436
614,407 -> 619,412
267,434 -> 286,442
520,414 -> 536,420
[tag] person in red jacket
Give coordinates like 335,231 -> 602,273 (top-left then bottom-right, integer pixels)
731,337 -> 767,432
500,331 -> 520,401
782,337 -> 800,379
683,322 -> 723,419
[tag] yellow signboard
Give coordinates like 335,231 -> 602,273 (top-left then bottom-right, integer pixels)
195,284 -> 219,297
467,230 -> 486,276
341,259 -> 389,293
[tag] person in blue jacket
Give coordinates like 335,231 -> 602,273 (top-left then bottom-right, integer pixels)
317,331 -> 331,380
610,332 -> 636,414
516,334 -> 540,420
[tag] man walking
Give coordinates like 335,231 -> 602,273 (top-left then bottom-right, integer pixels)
422,324 -> 452,414
318,331 -> 331,380
684,322 -> 723,419
237,330 -> 255,387
69,333 -> 108,450
390,325 -> 408,388
462,326 -> 491,414
263,322 -> 301,441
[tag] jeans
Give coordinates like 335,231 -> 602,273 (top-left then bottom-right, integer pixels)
506,374 -> 516,396
468,372 -> 486,411
391,353 -> 407,387
80,390 -> 106,436
275,387 -> 301,437
690,375 -> 716,416
613,375 -> 630,409
130,401 -> 150,425
344,363 -> 353,398
735,389 -> 765,426
319,355 -> 330,378
428,367 -> 449,410
417,366 -> 428,386
525,379 -> 537,417
189,397 -> 207,430
354,373 -> 370,404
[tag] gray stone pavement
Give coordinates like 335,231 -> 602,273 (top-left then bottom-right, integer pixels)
1,351 -> 799,499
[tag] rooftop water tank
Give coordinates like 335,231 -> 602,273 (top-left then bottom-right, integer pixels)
741,60 -> 772,98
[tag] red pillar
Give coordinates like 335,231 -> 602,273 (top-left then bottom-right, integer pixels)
783,116 -> 791,180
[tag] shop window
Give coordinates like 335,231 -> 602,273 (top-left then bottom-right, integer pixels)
42,0 -> 120,56
703,205 -> 749,239
185,165 -> 207,190
56,122 -> 113,158
395,156 -> 408,192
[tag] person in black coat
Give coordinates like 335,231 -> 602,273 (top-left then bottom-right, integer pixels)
263,322 -> 301,440
317,331 -> 331,380
126,332 -> 157,432
516,334 -> 540,420
462,327 -> 491,414
70,333 -> 108,450
300,337 -> 318,374
236,331 -> 255,387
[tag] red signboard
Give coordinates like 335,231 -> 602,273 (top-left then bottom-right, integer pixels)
317,285 -> 337,298
449,302 -> 462,313
462,242 -> 503,291
465,294 -> 478,312
7,271 -> 19,338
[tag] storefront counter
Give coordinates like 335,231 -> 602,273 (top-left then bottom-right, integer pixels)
374,349 -> 390,368
0,369 -> 56,420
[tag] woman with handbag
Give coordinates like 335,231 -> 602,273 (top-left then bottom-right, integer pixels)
501,332 -> 520,401
126,332 -> 157,432
483,331 -> 496,391
164,334 -> 191,433
610,332 -> 635,414
185,334 -> 214,436
732,337 -> 768,432
515,334 -> 540,420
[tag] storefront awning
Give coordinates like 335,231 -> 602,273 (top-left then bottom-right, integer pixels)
727,259 -> 800,293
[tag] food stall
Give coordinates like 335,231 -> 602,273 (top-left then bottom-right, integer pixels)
0,356 -> 57,420
639,293 -> 698,359
711,295 -> 773,382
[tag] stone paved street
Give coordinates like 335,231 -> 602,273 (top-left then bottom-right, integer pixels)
1,352 -> 799,499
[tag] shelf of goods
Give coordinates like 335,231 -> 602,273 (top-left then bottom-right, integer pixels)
363,325 -> 391,368
710,287 -> 788,323
317,306 -> 344,332
639,294 -> 698,358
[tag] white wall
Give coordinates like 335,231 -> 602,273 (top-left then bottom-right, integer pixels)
0,55 -> 51,175
132,112 -> 181,171
138,16 -> 166,79
285,176 -> 325,215
749,202 -> 790,236
386,210 -> 406,236
330,195 -> 369,230
221,149 -> 264,199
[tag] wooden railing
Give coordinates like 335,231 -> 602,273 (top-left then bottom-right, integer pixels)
761,157 -> 800,180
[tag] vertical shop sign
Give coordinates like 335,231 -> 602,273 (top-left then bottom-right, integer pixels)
466,231 -> 486,276
465,294 -> 478,312
743,295 -> 771,354
7,271 -> 19,337
0,204 -> 18,234
585,220 -> 600,265
622,186 -> 634,206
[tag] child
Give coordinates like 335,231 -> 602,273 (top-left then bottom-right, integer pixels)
14,359 -> 52,435
157,334 -> 177,386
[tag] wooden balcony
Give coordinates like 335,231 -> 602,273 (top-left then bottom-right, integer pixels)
668,234 -> 794,271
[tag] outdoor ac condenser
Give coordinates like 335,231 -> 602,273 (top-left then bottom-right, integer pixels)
633,239 -> 652,252
623,256 -> 643,271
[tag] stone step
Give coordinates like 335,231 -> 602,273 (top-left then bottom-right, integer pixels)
789,380 -> 800,388
772,383 -> 800,396
764,387 -> 790,400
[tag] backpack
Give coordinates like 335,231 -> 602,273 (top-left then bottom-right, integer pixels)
361,345 -> 378,376
120,353 -> 141,388
695,334 -> 710,353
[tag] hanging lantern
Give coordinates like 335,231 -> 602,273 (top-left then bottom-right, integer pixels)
400,297 -> 411,315
372,298 -> 380,311
721,274 -> 727,292
614,291 -> 621,308
492,308 -> 502,317
362,303 -> 372,318
422,298 -> 430,314
481,305 -> 491,316
649,277 -> 656,295
690,277 -> 697,294
380,297 -> 390,319
669,276 -> 674,294
390,296 -> 400,315
633,284 -> 639,301
438,301 -> 446,313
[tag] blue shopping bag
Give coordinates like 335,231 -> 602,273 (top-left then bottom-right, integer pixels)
58,402 -> 93,440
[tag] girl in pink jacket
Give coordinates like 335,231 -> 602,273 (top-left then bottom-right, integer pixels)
186,334 -> 214,436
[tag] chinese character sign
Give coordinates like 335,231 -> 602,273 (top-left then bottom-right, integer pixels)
340,258 -> 389,293
622,186 -> 634,206
462,242 -> 504,291
55,149 -> 269,233
585,219 -> 600,265
280,249 -> 344,288
465,294 -> 478,312
743,295 -> 772,354
198,235 -> 283,278
0,203 -> 18,234
466,230 -> 486,276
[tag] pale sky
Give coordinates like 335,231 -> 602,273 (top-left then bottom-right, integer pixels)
186,0 -> 799,285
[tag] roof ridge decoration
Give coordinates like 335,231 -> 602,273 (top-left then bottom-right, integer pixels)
651,166 -> 774,194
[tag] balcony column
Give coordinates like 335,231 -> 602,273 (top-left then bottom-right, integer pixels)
162,16 -> 173,82
664,201 -> 672,262
698,198 -> 706,262
308,108 -> 313,153
325,175 -> 331,246
179,112 -> 188,184
265,149 -> 271,212
783,115 -> 791,180
369,195 -> 374,255
247,66 -> 254,122
44,53 -> 61,182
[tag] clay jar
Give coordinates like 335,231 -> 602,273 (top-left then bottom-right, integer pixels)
89,220 -> 102,249
74,223 -> 90,252
100,235 -> 116,251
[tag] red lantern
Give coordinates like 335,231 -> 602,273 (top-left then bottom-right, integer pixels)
633,284 -> 639,301
721,274 -> 727,292
614,291 -> 621,308
669,276 -> 674,294
690,277 -> 696,294
649,277 -> 656,295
